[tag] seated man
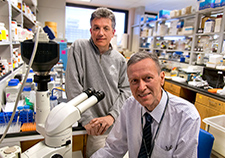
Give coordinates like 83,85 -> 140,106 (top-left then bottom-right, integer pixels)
91,51 -> 201,158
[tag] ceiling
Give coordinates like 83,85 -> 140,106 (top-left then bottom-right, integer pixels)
66,0 -> 197,13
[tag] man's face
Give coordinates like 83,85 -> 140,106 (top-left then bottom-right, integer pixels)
90,18 -> 115,51
127,58 -> 165,111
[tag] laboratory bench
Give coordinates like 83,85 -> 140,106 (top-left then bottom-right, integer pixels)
1,79 -> 224,157
0,125 -> 88,156
165,79 -> 225,101
164,79 -> 225,130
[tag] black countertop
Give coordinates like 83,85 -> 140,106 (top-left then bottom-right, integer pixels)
165,79 -> 225,102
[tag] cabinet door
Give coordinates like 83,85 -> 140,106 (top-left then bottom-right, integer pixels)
196,93 -> 225,112
195,93 -> 208,105
195,102 -> 222,129
208,97 -> 224,112
164,81 -> 181,96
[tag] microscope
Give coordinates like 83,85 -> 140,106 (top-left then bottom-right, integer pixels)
0,28 -> 105,158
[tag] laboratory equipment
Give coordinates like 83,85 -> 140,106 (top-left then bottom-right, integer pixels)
22,89 -> 104,158
15,27 -> 105,158
188,75 -> 209,88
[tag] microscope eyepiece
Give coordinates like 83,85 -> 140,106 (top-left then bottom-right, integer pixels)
93,91 -> 105,101
83,88 -> 96,97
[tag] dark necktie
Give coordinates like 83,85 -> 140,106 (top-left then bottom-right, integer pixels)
138,113 -> 152,158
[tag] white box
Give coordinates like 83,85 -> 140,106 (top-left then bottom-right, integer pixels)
209,54 -> 223,64
168,28 -> 178,35
170,10 -> 180,18
182,26 -> 194,34
214,17 -> 222,32
157,24 -> 168,36
204,20 -> 215,33
203,115 -> 225,157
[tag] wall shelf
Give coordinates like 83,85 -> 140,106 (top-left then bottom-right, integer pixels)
133,6 -> 225,67
0,0 -> 37,106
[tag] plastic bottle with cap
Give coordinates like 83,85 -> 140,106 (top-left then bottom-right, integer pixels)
10,78 -> 19,84
17,0 -> 22,9
25,78 -> 35,90
10,78 -> 21,93
17,106 -> 23,112
22,86 -> 32,100
5,80 -> 20,102
11,20 -> 18,41
50,95 -> 58,110
0,22 -> 7,42
28,90 -> 35,111
28,69 -> 35,78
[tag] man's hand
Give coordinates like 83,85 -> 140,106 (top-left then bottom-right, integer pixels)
84,115 -> 115,136
84,123 -> 101,135
90,115 -> 114,135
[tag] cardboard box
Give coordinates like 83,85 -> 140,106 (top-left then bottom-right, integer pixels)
199,0 -> 215,10
170,10 -> 178,18
222,0 -> 225,6
181,6 -> 192,15
158,10 -> 171,20
204,19 -> 215,33
203,115 -> 225,157
140,15 -> 156,24
205,0 -> 216,8
213,0 -> 223,7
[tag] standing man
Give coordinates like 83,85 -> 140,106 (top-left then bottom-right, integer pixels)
65,7 -> 131,157
91,52 -> 201,158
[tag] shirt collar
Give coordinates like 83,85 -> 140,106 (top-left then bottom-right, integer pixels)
141,89 -> 168,124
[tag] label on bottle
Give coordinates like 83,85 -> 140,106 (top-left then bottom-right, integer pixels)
6,92 -> 18,102
1,29 -> 6,40
0,30 -> 2,41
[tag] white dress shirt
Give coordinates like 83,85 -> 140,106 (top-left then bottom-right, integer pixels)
91,90 -> 201,158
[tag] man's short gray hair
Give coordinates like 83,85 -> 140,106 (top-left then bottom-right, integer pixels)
127,51 -> 162,74
90,7 -> 116,30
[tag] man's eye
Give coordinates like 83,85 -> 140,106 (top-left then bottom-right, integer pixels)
104,27 -> 109,31
93,27 -> 100,30
130,79 -> 138,84
145,76 -> 152,81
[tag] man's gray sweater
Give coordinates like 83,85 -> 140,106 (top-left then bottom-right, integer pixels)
65,38 -> 131,133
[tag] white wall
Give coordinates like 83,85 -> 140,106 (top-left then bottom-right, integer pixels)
37,0 -> 139,51
37,0 -> 66,38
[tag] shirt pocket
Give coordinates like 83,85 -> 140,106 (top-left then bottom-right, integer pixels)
151,142 -> 173,158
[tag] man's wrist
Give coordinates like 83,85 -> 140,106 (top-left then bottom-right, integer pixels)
108,114 -> 115,123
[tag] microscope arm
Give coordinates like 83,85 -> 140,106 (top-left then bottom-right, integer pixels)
45,91 -> 104,136
21,90 -> 104,158
44,102 -> 81,136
